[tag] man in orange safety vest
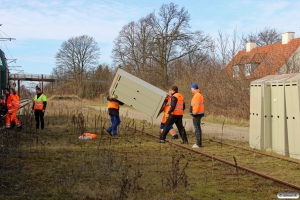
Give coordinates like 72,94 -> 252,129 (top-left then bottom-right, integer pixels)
160,89 -> 178,139
190,83 -> 204,148
106,94 -> 124,137
159,86 -> 188,144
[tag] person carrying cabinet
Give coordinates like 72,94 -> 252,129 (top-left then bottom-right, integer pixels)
106,94 -> 124,137
159,86 -> 188,144
190,83 -> 204,148
32,87 -> 47,130
159,89 -> 178,139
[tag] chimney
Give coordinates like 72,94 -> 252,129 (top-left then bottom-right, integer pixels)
246,42 -> 257,52
282,32 -> 295,44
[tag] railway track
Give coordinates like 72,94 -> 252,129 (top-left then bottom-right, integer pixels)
120,121 -> 300,191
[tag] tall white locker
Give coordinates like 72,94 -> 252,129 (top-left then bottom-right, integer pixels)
249,75 -> 277,150
268,74 -> 298,156
285,74 -> 300,159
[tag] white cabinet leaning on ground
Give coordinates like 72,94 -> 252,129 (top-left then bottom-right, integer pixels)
109,68 -> 167,119
249,73 -> 300,159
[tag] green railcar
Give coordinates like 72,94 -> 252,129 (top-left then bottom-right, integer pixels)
0,49 -> 9,93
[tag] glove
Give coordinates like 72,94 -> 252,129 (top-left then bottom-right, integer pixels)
190,113 -> 195,118
42,110 -> 45,113
166,113 -> 169,119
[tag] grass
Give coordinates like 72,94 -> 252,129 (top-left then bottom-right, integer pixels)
0,99 -> 293,200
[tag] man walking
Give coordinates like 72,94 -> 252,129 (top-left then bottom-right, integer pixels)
106,94 -> 124,137
159,86 -> 188,144
32,87 -> 47,130
190,84 -> 204,148
160,90 -> 178,139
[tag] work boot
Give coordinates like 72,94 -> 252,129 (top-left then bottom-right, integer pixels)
158,140 -> 165,143
192,144 -> 201,148
106,129 -> 112,136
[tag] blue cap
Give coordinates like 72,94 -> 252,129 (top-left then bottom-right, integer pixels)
190,83 -> 198,89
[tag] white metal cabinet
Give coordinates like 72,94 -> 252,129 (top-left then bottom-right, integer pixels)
285,74 -> 300,159
109,69 -> 167,118
249,75 -> 278,150
268,74 -> 298,156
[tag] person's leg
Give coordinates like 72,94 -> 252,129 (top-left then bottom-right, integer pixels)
40,111 -> 45,129
35,111 -> 40,129
160,115 -> 176,141
11,111 -> 21,127
169,127 -> 178,139
112,115 -> 120,136
193,116 -> 202,147
106,115 -> 114,134
5,113 -> 12,129
175,116 -> 188,144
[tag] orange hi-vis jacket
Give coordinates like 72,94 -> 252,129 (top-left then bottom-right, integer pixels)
6,94 -> 19,113
171,93 -> 184,115
12,94 -> 20,109
107,100 -> 120,109
161,96 -> 171,123
191,89 -> 204,115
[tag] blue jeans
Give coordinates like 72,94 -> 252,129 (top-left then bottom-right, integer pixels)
107,115 -> 121,136
193,115 -> 203,146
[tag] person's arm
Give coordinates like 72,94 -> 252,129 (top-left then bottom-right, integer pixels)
116,100 -> 124,106
168,96 -> 178,114
43,101 -> 47,110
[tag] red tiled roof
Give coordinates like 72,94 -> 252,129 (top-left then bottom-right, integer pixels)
225,38 -> 300,78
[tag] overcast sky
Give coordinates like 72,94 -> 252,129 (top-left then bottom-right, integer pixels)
1,0 -> 300,75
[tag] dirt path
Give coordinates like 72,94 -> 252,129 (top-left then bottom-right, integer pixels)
90,106 -> 249,142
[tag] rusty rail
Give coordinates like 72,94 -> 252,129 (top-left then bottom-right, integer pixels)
123,123 -> 300,191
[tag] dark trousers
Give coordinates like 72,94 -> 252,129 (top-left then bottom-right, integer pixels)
35,110 -> 44,129
160,115 -> 188,142
193,115 -> 203,146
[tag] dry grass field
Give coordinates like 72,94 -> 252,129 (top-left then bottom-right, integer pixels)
0,99 -> 296,200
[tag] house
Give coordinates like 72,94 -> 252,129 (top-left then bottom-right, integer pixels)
225,32 -> 300,79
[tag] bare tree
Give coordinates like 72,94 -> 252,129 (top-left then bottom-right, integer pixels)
55,35 -> 100,84
148,3 -> 211,87
112,3 -> 211,88
243,27 -> 281,46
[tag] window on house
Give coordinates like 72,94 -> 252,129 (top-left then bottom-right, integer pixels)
245,64 -> 252,76
233,65 -> 240,77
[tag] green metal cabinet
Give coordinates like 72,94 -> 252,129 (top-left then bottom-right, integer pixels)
109,69 -> 167,118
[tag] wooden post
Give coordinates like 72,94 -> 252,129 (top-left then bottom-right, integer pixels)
18,80 -> 20,98
42,74 -> 44,92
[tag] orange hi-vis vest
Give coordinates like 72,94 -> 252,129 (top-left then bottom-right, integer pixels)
34,94 -> 47,110
171,93 -> 184,115
191,90 -> 204,115
107,100 -> 120,109
161,96 -> 171,123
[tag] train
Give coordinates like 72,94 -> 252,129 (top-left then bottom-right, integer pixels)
0,49 -> 9,94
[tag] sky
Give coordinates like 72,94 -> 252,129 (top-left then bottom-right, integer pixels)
1,0 -> 300,76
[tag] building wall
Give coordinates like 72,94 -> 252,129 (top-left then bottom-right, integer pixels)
278,46 -> 300,74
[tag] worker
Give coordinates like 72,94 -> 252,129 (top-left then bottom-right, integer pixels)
106,94 -> 124,137
32,87 -> 47,130
160,90 -> 178,139
9,88 -> 21,128
159,86 -> 188,144
4,88 -> 22,129
190,83 -> 204,148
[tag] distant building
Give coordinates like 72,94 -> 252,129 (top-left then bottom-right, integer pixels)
225,32 -> 300,79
